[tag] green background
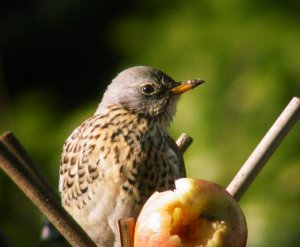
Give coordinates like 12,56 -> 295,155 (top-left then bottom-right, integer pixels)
0,1 -> 299,246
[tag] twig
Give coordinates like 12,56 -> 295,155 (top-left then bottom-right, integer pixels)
227,97 -> 300,201
176,133 -> 193,154
1,132 -> 53,193
117,218 -> 135,247
0,134 -> 96,247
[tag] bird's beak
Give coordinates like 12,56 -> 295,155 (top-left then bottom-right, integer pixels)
170,79 -> 205,95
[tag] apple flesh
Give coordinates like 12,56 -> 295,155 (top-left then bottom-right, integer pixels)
134,178 -> 247,247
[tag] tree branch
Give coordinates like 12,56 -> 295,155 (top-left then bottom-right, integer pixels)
227,97 -> 300,201
0,132 -> 96,247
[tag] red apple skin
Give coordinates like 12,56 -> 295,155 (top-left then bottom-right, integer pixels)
134,178 -> 247,247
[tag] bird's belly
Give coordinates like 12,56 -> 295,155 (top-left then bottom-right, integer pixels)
64,181 -> 141,247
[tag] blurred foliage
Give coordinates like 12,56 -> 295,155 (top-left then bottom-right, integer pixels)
0,0 -> 299,246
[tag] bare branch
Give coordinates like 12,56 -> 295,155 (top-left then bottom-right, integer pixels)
117,218 -> 135,247
1,132 -> 53,193
227,97 -> 300,201
176,133 -> 193,154
0,133 -> 96,247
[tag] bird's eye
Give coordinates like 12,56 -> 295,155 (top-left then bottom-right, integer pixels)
141,83 -> 155,95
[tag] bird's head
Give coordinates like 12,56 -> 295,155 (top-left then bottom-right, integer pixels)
96,66 -> 204,125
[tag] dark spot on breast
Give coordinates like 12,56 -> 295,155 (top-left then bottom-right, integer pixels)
63,156 -> 69,164
94,134 -> 100,139
113,145 -> 119,154
122,185 -> 133,195
125,151 -> 131,160
131,170 -> 138,178
127,118 -> 134,125
66,143 -> 72,152
124,135 -> 130,142
93,124 -> 100,129
68,169 -> 76,178
66,179 -> 74,188
103,147 -> 111,159
90,171 -> 99,180
89,144 -> 96,150
71,133 -> 78,140
127,138 -> 133,145
132,160 -> 138,169
110,112 -> 122,122
75,144 -> 82,152
111,129 -> 123,141
137,152 -> 143,161
115,155 -> 120,164
72,190 -> 77,199
88,164 -> 97,173
128,177 -> 135,185
103,133 -> 109,142
102,123 -> 109,129
122,185 -> 129,191
80,185 -> 88,193
96,114 -> 105,120
78,168 -> 85,178
70,157 -> 77,166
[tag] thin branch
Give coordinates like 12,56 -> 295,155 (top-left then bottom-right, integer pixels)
1,132 -> 53,193
227,97 -> 300,201
117,218 -> 135,247
0,134 -> 96,247
176,133 -> 193,154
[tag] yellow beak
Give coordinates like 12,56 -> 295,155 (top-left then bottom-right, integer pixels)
170,79 -> 205,95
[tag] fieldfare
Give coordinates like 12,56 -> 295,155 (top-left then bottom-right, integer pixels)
59,66 -> 204,246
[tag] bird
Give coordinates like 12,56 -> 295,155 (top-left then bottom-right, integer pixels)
59,66 -> 204,246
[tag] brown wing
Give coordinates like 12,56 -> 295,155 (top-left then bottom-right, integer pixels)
167,136 -> 186,178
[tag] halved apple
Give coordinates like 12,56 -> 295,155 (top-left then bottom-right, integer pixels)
134,178 -> 247,247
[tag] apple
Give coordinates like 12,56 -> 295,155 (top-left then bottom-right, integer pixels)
134,178 -> 247,247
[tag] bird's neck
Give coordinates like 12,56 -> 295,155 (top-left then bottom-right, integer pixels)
96,103 -> 172,130
95,104 -> 170,135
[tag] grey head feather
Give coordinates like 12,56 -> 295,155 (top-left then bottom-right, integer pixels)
95,66 -> 180,125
